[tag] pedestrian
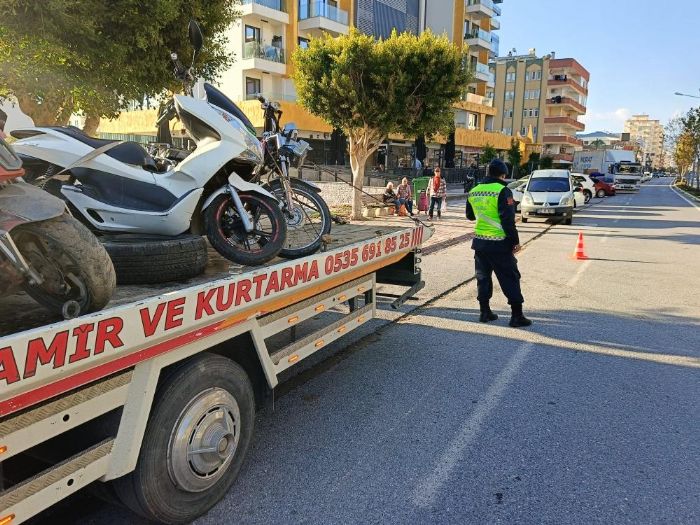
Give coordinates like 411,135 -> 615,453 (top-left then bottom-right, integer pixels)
466,159 -> 531,327
428,167 -> 446,220
383,181 -> 398,207
396,177 -> 414,216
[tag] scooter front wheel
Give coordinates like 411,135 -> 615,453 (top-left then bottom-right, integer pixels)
204,192 -> 287,266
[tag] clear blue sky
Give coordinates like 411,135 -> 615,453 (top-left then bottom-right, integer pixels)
498,0 -> 700,133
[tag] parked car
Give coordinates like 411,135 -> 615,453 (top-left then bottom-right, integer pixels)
507,177 -> 529,210
520,169 -> 578,225
570,173 -> 596,203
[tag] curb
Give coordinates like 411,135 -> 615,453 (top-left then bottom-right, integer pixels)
672,183 -> 700,203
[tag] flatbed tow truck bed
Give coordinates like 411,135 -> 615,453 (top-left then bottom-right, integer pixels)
0,221 -> 429,524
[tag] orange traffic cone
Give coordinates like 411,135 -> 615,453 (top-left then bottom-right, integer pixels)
572,232 -> 588,260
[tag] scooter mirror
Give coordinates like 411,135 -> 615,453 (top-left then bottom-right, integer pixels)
189,20 -> 204,53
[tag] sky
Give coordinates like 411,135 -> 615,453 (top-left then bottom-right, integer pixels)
498,0 -> 700,133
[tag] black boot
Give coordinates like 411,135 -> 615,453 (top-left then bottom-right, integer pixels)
479,301 -> 498,323
509,303 -> 532,328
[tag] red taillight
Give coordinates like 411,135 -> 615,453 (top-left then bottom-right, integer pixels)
0,167 -> 24,182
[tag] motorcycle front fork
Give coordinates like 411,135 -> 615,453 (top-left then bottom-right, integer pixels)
226,186 -> 255,233
278,157 -> 296,216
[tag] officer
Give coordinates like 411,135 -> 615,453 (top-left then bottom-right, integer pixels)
466,159 -> 531,327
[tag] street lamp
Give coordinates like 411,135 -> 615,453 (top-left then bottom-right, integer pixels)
674,89 -> 700,99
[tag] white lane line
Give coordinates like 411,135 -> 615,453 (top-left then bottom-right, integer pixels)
567,259 -> 591,287
413,341 -> 534,508
669,182 -> 700,211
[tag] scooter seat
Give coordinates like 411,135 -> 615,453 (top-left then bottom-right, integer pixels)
51,126 -> 156,170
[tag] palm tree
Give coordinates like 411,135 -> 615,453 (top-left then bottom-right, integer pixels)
591,139 -> 605,150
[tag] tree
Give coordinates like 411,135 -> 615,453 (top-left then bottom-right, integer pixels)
293,29 -> 471,219
480,144 -> 498,165
675,132 -> 695,178
539,156 -> 554,169
0,1 -> 239,132
590,138 -> 605,150
681,107 -> 700,189
506,139 -> 522,177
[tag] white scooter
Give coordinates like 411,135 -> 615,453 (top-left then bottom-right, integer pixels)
12,21 -> 286,266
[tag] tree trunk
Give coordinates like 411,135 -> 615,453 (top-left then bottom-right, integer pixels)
14,93 -> 71,126
83,114 -> 101,137
349,148 -> 368,220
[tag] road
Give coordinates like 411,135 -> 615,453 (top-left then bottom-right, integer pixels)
37,179 -> 700,524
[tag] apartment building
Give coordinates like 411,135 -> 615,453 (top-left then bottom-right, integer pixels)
623,114 -> 665,169
218,0 -> 509,167
492,51 -> 589,165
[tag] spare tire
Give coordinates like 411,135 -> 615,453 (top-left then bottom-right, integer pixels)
102,234 -> 208,285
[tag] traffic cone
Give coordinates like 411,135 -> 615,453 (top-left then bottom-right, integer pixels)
571,232 -> 588,260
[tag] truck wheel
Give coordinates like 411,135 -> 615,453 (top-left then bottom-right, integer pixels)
565,217 -> 573,225
102,234 -> 208,285
521,216 -> 528,223
113,354 -> 255,524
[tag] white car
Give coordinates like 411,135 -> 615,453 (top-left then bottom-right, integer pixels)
520,169 -> 582,224
507,177 -> 529,209
570,173 -> 596,203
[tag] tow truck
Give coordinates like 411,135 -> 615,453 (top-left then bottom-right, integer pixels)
0,221 -> 430,524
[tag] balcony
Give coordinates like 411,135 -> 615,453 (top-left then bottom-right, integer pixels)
544,116 -> 585,131
471,62 -> 494,85
465,0 -> 498,19
547,96 -> 586,114
241,42 -> 287,75
462,92 -> 493,107
543,135 -> 584,147
548,76 -> 588,95
298,1 -> 349,36
464,28 -> 492,50
490,17 -> 500,30
241,0 -> 289,24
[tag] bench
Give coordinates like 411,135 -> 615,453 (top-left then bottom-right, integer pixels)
361,194 -> 394,218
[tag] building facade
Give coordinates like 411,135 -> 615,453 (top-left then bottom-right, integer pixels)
220,0 -> 510,168
577,131 -> 622,149
623,114 -> 664,169
492,51 -> 589,166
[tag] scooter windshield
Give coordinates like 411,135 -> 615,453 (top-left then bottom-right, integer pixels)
203,83 -> 257,136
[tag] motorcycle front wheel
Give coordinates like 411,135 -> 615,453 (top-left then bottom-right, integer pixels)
267,178 -> 332,258
204,192 -> 287,266
13,214 -> 116,317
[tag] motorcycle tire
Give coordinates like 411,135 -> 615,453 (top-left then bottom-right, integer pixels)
13,213 -> 116,316
267,178 -> 332,259
204,192 -> 286,266
102,234 -> 208,285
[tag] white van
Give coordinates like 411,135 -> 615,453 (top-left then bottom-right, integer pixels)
520,169 -> 578,224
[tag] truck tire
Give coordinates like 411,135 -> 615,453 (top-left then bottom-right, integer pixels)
102,234 -> 208,285
13,213 -> 115,315
113,354 -> 255,524
521,216 -> 528,223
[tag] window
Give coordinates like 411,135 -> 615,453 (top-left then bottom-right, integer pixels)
504,108 -> 513,118
533,126 -> 538,136
521,127 -> 526,135
245,25 -> 261,44
506,72 -> 516,82
298,37 -> 310,50
245,77 -> 261,99
523,109 -> 528,117
534,108 -> 539,117
505,91 -> 514,100
525,70 -> 542,81
502,127 -> 512,135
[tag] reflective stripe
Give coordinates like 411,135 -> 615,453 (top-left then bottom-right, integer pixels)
474,212 -> 505,231
474,233 -> 506,241
469,191 -> 501,197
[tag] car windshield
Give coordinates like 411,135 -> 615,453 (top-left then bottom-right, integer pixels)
528,177 -> 571,192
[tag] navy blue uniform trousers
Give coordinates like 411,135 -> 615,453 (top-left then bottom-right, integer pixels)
474,247 -> 524,305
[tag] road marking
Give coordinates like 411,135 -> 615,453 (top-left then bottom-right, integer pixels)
669,182 -> 700,211
414,341 -> 534,508
567,259 -> 591,287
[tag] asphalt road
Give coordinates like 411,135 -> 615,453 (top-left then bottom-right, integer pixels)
38,178 -> 700,524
